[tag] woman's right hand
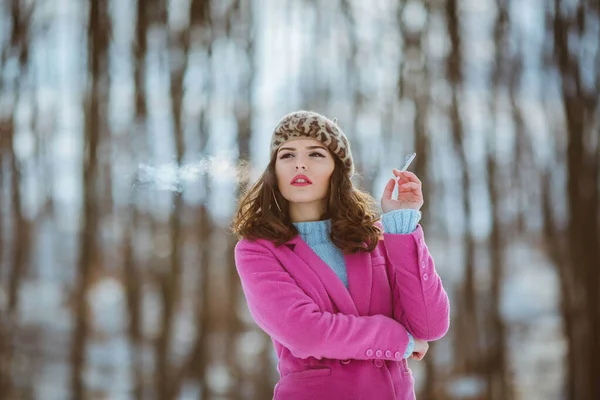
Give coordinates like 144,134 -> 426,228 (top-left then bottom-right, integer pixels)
410,339 -> 429,360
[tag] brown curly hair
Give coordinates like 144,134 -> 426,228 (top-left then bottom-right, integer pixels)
230,154 -> 383,253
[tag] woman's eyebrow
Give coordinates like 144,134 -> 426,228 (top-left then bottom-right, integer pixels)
279,145 -> 327,152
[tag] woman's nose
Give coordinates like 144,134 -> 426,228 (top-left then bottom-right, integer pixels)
295,157 -> 307,170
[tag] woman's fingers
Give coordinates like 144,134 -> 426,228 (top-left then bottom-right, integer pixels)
393,169 -> 421,186
398,182 -> 420,192
382,178 -> 396,200
401,171 -> 422,185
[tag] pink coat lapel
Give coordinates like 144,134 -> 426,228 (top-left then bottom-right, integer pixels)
345,250 -> 372,316
281,236 -> 373,316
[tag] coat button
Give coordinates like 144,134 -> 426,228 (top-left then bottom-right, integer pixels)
385,350 -> 392,358
394,351 -> 402,359
366,349 -> 374,357
423,273 -> 429,281
373,359 -> 384,368
340,359 -> 351,365
375,350 -> 383,358
421,260 -> 426,269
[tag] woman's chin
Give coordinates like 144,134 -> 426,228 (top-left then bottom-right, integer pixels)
284,194 -> 325,204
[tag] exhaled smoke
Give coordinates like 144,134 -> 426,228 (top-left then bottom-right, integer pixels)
132,155 -> 254,192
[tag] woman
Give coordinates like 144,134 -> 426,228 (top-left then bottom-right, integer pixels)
231,110 -> 450,399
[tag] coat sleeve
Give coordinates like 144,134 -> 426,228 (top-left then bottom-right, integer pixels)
378,222 -> 451,341
234,239 -> 413,361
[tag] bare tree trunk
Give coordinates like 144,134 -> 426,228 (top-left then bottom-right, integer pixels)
542,1 -> 600,398
142,0 -> 178,397
339,0 -> 363,192
71,0 -> 110,398
395,1 -> 436,396
0,132 -> 4,286
0,126 -> 15,400
184,5 -> 215,398
198,202 -> 213,400
134,0 -> 148,124
3,0 -> 33,316
0,314 -> 10,399
123,199 -> 144,400
445,0 -> 481,376
170,79 -> 213,400
6,114 -> 31,316
221,1 -> 257,398
482,0 -> 513,398
4,109 -> 34,399
146,3 -> 214,398
198,30 -> 214,400
156,10 -> 189,400
0,0 -> 33,398
510,62 -> 534,236
122,1 -> 152,398
485,101 -> 511,400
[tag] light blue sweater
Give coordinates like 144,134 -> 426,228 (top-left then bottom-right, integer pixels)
293,208 -> 421,359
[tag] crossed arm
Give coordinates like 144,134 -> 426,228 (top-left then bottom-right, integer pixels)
235,239 -> 414,361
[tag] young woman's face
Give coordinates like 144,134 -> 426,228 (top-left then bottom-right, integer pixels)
275,138 -> 335,221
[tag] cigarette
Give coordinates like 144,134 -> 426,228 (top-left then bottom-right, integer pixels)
400,153 -> 416,171
396,153 -> 416,183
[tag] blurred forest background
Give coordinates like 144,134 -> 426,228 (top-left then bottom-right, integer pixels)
0,0 -> 598,399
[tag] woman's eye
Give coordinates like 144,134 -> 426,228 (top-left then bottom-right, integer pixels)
279,152 -> 324,159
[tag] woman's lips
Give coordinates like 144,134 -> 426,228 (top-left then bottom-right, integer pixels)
291,182 -> 312,187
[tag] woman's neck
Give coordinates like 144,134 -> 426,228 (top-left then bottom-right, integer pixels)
288,201 -> 328,223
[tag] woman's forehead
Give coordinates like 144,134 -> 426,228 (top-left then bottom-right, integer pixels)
277,138 -> 328,150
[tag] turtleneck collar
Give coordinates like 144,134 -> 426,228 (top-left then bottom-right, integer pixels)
292,219 -> 332,246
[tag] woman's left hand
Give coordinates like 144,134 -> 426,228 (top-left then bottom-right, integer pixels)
381,169 -> 424,213
409,339 -> 429,361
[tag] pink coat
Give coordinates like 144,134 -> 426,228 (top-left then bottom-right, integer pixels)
234,224 -> 450,400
